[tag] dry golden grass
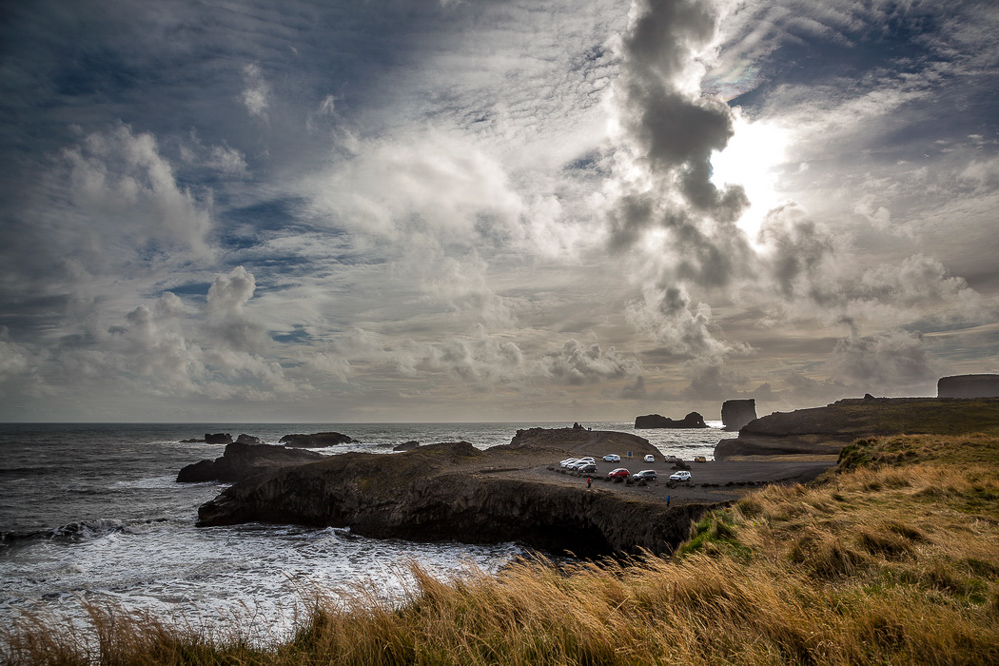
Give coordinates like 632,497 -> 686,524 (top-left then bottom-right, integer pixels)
5,433 -> 999,665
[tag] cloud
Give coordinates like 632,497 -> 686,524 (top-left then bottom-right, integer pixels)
606,0 -> 751,270
828,326 -> 940,393
240,63 -> 270,120
205,266 -> 268,353
61,124 -> 214,263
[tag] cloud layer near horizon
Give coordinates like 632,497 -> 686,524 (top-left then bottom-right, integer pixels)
1,0 -> 996,422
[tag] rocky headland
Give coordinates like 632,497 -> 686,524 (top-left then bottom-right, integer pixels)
714,396 -> 999,459
196,438 -> 713,557
634,412 -> 707,429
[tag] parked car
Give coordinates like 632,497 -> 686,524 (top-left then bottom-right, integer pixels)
603,454 -> 621,462
634,469 -> 657,481
560,458 -> 578,468
577,457 -> 596,464
643,454 -> 655,463
568,460 -> 590,470
669,470 -> 692,482
607,467 -> 631,479
578,463 -> 598,474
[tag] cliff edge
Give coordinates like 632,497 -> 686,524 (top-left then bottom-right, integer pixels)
714,397 -> 999,458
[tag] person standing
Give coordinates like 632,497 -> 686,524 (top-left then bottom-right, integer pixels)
587,476 -> 592,489
666,494 -> 671,507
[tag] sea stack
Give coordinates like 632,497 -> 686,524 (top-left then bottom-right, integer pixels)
721,399 -> 757,432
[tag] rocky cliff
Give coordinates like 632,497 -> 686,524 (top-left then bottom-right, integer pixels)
938,374 -> 999,398
721,399 -> 757,432
714,397 -> 999,458
634,412 -> 707,429
196,440 -> 716,557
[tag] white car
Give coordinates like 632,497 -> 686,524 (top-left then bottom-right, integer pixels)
560,458 -> 578,468
577,457 -> 596,464
644,454 -> 655,462
603,454 -> 621,462
669,470 -> 691,482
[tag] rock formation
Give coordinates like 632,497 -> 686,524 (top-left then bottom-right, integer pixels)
181,433 -> 233,444
235,434 -> 266,445
177,441 -> 324,483
196,441 -> 716,557
508,427 -> 659,459
393,440 -> 421,451
714,396 -> 999,459
279,432 -> 357,448
938,374 -> 999,399
634,412 -> 708,429
721,399 -> 757,432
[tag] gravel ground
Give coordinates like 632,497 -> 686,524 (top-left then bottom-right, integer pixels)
497,456 -> 838,505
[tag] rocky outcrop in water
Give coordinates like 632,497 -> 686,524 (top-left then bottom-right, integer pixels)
279,432 -> 357,448
393,440 -> 421,451
177,442 -> 324,483
721,400 -> 757,432
235,434 -> 266,446
635,412 -> 707,429
196,441 -> 716,557
938,374 -> 999,398
181,433 -> 233,444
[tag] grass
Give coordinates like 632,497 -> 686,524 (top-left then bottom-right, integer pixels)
5,433 -> 999,665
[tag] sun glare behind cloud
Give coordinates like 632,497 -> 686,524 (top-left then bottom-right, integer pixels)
710,111 -> 789,240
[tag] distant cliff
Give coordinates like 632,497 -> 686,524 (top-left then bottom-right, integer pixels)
634,412 -> 707,429
714,397 -> 999,458
938,375 -> 999,399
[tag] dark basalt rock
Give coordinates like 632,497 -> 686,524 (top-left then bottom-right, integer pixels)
938,374 -> 999,399
177,442 -> 323,483
280,432 -> 357,448
181,433 -> 233,444
721,399 -> 757,432
393,440 -> 421,451
235,434 -> 266,445
635,412 -> 708,429
196,441 -> 718,557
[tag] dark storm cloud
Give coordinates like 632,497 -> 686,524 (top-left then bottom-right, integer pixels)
611,0 -> 750,252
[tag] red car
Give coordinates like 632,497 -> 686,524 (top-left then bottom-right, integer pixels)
607,467 -> 631,479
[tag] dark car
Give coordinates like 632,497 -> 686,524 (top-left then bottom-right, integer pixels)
578,463 -> 598,474
633,469 -> 657,481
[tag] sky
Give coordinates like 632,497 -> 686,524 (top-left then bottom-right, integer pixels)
1,0 -> 997,423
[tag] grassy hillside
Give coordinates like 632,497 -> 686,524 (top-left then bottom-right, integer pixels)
6,433 -> 999,664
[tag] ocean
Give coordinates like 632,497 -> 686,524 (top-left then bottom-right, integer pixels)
0,421 -> 722,642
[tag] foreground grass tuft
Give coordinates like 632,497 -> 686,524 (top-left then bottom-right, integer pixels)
5,433 -> 999,664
